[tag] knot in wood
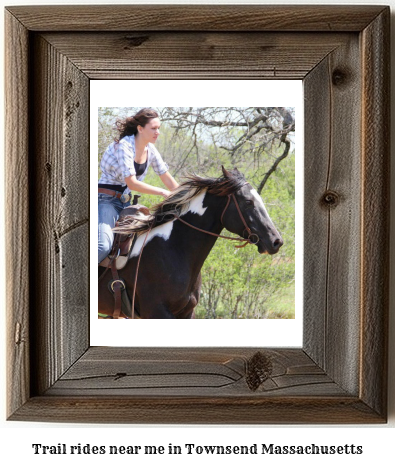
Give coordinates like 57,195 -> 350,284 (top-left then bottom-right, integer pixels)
123,35 -> 150,49
332,68 -> 349,87
246,351 -> 273,391
114,372 -> 127,381
321,190 -> 340,208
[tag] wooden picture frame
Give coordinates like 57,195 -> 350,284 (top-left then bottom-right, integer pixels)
5,5 -> 389,424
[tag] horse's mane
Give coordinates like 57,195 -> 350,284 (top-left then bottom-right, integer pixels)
113,168 -> 246,235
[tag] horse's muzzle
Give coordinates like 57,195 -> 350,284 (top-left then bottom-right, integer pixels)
258,237 -> 283,255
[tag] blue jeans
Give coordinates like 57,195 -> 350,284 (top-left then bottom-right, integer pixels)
98,194 -> 129,263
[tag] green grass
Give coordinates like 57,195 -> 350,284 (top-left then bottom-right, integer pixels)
264,282 -> 295,319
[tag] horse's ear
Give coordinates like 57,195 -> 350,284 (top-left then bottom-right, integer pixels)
221,165 -> 231,178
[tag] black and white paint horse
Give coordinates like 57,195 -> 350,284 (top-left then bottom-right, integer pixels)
98,167 -> 283,319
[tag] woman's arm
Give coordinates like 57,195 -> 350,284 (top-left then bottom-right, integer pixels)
124,175 -> 171,198
159,171 -> 179,191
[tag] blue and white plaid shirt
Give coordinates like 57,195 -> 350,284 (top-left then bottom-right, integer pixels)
99,135 -> 169,189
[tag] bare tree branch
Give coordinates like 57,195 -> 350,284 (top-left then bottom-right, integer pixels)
257,137 -> 291,194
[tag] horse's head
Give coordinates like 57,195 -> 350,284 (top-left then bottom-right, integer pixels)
221,167 -> 283,255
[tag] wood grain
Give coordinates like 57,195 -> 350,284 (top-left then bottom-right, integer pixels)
41,32 -> 350,80
46,348 -> 344,397
304,35 -> 362,395
29,35 -> 90,395
360,9 -> 390,418
10,397 -> 384,425
6,5 -> 385,32
5,5 -> 390,424
5,10 -> 30,420
10,348 -> 384,423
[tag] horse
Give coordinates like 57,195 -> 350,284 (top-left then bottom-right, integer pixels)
98,167 -> 283,319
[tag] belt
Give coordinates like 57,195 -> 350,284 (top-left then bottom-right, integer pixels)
98,188 -> 123,199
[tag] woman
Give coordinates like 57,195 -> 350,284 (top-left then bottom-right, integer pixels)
98,108 -> 178,263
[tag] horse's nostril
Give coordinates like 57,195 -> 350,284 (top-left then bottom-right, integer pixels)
273,238 -> 283,248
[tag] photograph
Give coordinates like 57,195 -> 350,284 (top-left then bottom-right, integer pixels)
97,106 -> 296,320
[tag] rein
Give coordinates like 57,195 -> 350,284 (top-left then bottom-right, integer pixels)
131,224 -> 153,319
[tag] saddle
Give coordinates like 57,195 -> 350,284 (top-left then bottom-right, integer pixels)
99,202 -> 151,270
99,197 -> 152,319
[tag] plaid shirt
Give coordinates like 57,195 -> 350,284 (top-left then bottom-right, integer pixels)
99,135 -> 169,188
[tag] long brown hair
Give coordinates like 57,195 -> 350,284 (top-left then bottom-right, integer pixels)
115,108 -> 159,141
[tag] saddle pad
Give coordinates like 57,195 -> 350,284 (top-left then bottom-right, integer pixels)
99,255 -> 129,270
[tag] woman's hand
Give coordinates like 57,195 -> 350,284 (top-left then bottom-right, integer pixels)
125,175 -> 172,198
160,189 -> 171,198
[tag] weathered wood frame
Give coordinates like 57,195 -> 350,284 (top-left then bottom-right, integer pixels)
5,5 -> 390,424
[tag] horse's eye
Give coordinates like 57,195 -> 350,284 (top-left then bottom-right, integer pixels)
245,200 -> 254,206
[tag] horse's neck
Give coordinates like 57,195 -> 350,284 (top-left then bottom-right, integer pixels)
179,191 -> 225,263
184,190 -> 225,229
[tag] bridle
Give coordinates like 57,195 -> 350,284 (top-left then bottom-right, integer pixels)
221,191 -> 260,246
105,183 -> 260,319
175,189 -> 260,248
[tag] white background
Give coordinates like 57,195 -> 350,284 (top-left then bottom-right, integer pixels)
1,0 -> 394,469
91,80 -> 304,347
